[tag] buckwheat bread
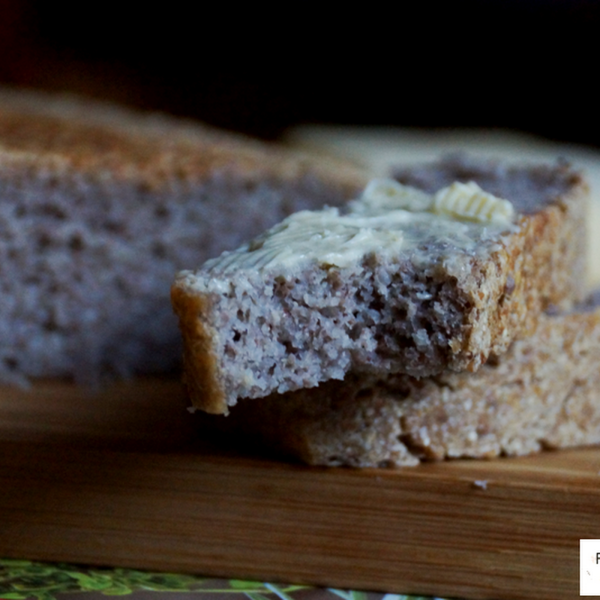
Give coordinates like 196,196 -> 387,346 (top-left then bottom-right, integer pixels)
206,294 -> 600,467
172,156 -> 588,414
0,87 -> 366,385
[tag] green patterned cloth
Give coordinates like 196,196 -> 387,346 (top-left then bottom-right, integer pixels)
0,560 -> 442,600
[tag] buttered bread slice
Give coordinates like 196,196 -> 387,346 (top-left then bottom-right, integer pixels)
172,156 -> 588,414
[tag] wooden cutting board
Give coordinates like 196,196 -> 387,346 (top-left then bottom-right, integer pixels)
3,134 -> 600,599
0,379 -> 598,600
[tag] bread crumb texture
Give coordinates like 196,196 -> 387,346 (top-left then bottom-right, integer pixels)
0,87 -> 366,385
209,297 -> 600,467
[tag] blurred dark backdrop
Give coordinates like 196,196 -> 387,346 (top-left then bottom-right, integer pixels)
0,0 -> 598,145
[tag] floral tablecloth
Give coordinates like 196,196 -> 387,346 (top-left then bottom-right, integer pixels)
0,560 -> 443,600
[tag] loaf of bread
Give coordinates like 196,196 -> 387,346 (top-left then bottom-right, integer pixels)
207,294 -> 600,467
172,156 -> 588,414
0,87 -> 366,385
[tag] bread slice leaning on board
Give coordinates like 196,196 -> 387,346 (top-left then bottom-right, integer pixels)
208,292 -> 600,467
172,156 -> 588,414
0,86 -> 366,385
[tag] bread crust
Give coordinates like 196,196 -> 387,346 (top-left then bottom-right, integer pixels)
170,286 -> 227,414
0,88 -> 367,192
458,172 -> 588,370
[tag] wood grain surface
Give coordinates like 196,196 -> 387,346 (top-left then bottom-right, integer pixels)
3,130 -> 599,600
0,379 -> 598,600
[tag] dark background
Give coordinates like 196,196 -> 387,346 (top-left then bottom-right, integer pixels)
0,0 -> 598,146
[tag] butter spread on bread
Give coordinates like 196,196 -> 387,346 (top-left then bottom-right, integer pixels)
202,179 -> 515,274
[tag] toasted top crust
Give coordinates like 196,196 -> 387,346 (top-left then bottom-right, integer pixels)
394,155 -> 581,214
0,87 -> 368,192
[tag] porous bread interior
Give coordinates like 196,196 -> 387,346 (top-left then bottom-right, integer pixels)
0,89 -> 365,384
0,169 -> 356,385
212,296 -> 600,468
186,242 -> 497,407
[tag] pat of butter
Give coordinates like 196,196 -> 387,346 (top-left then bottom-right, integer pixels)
203,179 -> 515,274
357,178 -> 515,224
432,181 -> 515,224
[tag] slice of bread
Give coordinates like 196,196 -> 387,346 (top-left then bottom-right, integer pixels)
0,87 -> 366,385
172,156 -> 588,414
208,294 -> 600,467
